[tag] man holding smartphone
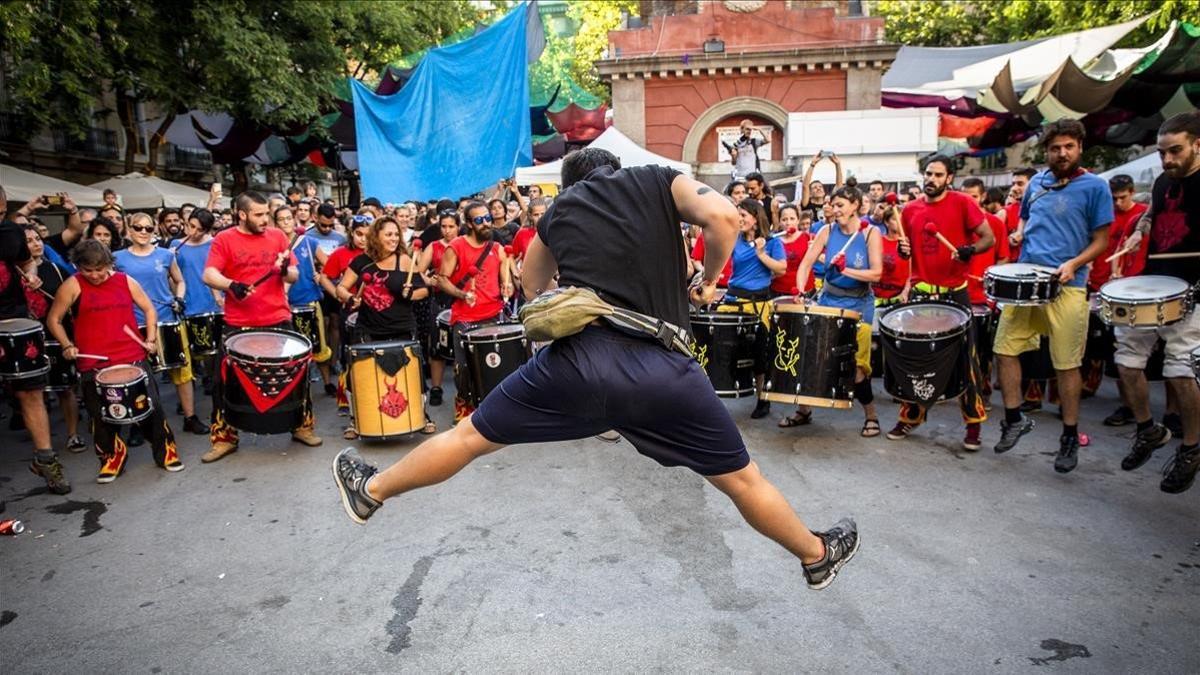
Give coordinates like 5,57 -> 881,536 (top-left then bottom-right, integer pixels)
725,119 -> 768,180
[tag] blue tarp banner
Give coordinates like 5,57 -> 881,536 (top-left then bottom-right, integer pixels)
352,4 -> 533,202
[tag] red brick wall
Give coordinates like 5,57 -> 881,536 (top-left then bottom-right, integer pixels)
643,71 -> 847,160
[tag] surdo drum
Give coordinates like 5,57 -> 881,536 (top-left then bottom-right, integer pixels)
762,299 -> 858,409
984,263 -> 1061,305
690,308 -> 758,398
0,318 -> 49,380
348,340 -> 426,439
149,321 -> 189,372
185,311 -> 224,358
222,329 -> 312,434
463,323 -> 531,406
879,301 -> 971,405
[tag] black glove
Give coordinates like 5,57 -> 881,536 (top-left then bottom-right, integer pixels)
171,296 -> 186,316
955,245 -> 975,262
898,240 -> 912,260
228,282 -> 251,300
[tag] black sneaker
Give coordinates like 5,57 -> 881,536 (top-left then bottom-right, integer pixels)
1054,433 -> 1079,473
324,382 -> 337,397
30,457 -> 71,495
332,448 -> 382,525
1121,423 -> 1171,471
994,415 -> 1034,454
751,400 -> 771,419
1019,400 -> 1042,413
429,387 -> 443,407
1161,445 -> 1200,494
803,518 -> 859,590
182,415 -> 208,435
1103,406 -> 1134,427
1162,413 -> 1183,439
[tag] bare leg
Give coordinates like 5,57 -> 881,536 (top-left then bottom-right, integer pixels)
997,355 -> 1022,410
366,416 -> 503,502
1165,377 -> 1200,446
59,391 -> 79,437
15,389 -> 52,450
706,461 -> 825,564
430,358 -> 445,388
318,361 -> 333,387
755,373 -> 765,399
176,380 -> 195,417
1055,368 -> 1082,426
1118,366 -> 1151,422
1165,382 -> 1179,416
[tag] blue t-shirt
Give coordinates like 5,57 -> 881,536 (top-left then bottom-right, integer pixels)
43,244 -> 75,274
287,235 -> 323,305
811,220 -> 828,277
819,223 -> 875,324
306,228 -> 346,257
173,239 -> 219,316
114,247 -> 175,325
1018,170 -> 1114,287
728,235 -> 784,292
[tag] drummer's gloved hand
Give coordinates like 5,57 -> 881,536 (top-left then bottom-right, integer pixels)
898,240 -> 912,259
228,282 -> 251,300
955,245 -> 975,262
171,296 -> 186,315
825,266 -> 844,284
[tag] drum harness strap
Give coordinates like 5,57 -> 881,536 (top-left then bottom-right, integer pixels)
519,287 -> 693,358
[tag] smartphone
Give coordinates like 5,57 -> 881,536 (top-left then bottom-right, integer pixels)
211,182 -> 222,195
44,194 -> 63,206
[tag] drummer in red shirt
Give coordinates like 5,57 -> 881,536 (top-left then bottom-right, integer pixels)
438,201 -> 512,423
46,240 -> 183,483
418,210 -> 461,406
1002,168 -> 1036,260
890,156 -> 994,451
962,180 -> 1012,401
769,204 -> 816,297
872,200 -> 913,308
201,191 -> 322,463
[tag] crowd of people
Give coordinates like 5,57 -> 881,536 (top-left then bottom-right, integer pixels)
1,113 -> 1197,505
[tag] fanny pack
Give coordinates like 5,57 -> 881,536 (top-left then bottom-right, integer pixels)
519,287 -> 693,357
821,282 -> 870,299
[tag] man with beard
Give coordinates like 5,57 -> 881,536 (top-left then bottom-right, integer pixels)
744,172 -> 778,230
156,208 -> 184,247
1110,112 -> 1200,493
994,120 -> 1112,472
888,156 -> 993,451
201,191 -> 322,463
438,200 -> 512,422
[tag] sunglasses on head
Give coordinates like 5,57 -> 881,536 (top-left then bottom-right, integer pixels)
351,214 -> 375,225
129,225 -> 155,233
471,214 -> 494,225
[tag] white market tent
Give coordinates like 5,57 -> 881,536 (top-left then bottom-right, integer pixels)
515,127 -> 692,185
1,163 -> 107,206
91,172 -> 227,209
1098,152 -> 1163,187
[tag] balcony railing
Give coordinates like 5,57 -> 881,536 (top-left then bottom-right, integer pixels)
164,143 -> 213,171
53,127 -> 119,159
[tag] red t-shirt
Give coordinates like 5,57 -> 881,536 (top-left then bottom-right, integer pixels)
323,245 -> 358,282
447,236 -> 504,324
430,239 -> 451,274
874,236 -> 911,300
206,227 -> 297,328
74,272 -> 146,372
1004,202 -> 1023,260
770,233 -> 815,295
691,236 -> 732,287
1088,202 -> 1149,291
511,226 -> 537,260
967,212 -> 1011,304
902,191 -> 985,288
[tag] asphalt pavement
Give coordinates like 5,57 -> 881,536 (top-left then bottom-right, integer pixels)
1,374 -> 1197,673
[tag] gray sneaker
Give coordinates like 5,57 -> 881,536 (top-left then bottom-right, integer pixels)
332,448 -> 382,525
803,518 -> 860,590
994,415 -> 1035,454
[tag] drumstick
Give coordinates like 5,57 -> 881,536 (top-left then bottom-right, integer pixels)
73,353 -> 110,361
922,223 -> 959,255
123,324 -> 152,351
1104,243 -> 1136,263
828,221 -> 869,266
1148,251 -> 1200,260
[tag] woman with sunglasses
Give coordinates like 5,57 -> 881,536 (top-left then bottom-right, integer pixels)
114,213 -> 206,437
335,216 -> 436,438
418,209 -> 461,406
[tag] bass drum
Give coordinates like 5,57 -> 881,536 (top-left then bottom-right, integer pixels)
463,324 -> 531,406
0,318 -> 49,380
762,299 -> 858,409
348,340 -> 426,439
690,309 -> 758,398
222,329 -> 312,434
879,302 -> 970,405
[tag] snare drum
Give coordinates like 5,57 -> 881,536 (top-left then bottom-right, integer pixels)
972,305 -> 997,367
435,310 -> 454,361
463,323 -> 531,406
44,340 -> 78,392
0,318 -> 49,380
222,329 -> 312,434
879,301 -> 971,405
984,263 -> 1060,305
95,364 -> 153,425
1099,276 -> 1193,328
150,321 -> 188,372
762,299 -> 859,409
348,340 -> 426,439
691,309 -> 758,398
185,312 -> 224,358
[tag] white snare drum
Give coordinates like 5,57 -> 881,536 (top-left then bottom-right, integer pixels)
984,263 -> 1060,306
1098,276 -> 1193,328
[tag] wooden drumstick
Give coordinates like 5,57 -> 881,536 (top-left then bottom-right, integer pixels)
828,220 -> 869,266
1104,244 -> 1135,264
123,324 -> 152,351
922,223 -> 959,255
73,353 -> 110,361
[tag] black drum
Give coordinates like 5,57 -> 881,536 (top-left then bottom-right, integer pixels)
222,329 -> 312,434
143,321 -> 188,372
44,340 -> 78,392
95,364 -> 153,425
435,310 -> 454,361
984,263 -> 1060,306
0,318 -> 49,380
463,323 -> 530,406
1019,337 -> 1054,381
291,304 -> 322,356
762,299 -> 858,409
185,312 -> 224,358
972,305 -> 996,366
879,301 -> 971,405
690,310 -> 758,398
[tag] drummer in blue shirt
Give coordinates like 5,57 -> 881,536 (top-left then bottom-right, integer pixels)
273,205 -> 336,395
173,208 -> 224,393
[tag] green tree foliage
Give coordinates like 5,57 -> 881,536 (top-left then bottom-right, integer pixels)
566,0 -> 638,100
871,0 -> 1199,47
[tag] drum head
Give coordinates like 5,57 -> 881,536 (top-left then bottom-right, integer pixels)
96,364 -> 144,385
880,303 -> 969,337
437,310 -> 451,323
0,317 -> 42,333
772,301 -> 861,321
226,331 -> 311,360
988,263 -> 1056,278
1100,275 -> 1190,301
466,324 -> 525,341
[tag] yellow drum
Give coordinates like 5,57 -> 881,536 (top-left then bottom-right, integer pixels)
348,339 -> 426,439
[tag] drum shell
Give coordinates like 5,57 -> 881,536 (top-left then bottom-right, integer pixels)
222,329 -> 312,434
150,321 -> 188,372
1098,276 -> 1193,329
95,365 -> 153,425
348,340 -> 426,439
435,310 -> 454,361
185,312 -> 224,358
291,305 -> 322,355
464,325 -> 531,406
972,306 -> 996,367
984,267 -> 1060,305
763,302 -> 858,408
44,340 -> 78,392
0,319 -> 49,380
690,311 -> 758,398
879,303 -> 969,404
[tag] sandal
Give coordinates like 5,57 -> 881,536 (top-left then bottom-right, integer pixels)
421,420 -> 437,435
343,427 -> 359,440
861,419 -> 881,438
778,411 -> 812,428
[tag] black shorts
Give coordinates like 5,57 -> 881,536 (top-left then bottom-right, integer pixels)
472,325 -> 750,476
319,294 -> 341,318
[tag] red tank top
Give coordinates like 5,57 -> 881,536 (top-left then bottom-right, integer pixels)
74,272 -> 145,371
448,236 -> 504,324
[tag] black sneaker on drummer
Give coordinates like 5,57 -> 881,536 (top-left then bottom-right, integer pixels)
994,415 -> 1034,454
1103,405 -> 1135,427
333,448 -> 382,525
1160,444 -> 1200,495
803,518 -> 859,590
1121,423 -> 1171,471
1054,433 -> 1079,474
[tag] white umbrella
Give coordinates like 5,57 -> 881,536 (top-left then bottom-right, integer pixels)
91,172 -> 226,209
1,163 -> 107,206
